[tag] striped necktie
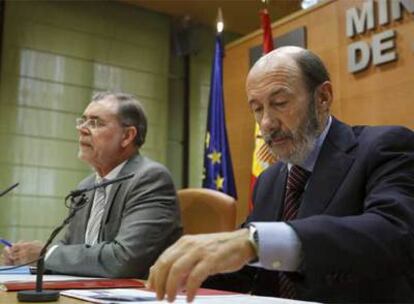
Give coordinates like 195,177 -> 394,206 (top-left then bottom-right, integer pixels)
85,179 -> 107,245
279,165 -> 311,299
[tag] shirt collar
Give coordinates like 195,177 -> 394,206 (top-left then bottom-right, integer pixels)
288,115 -> 332,172
96,160 -> 127,182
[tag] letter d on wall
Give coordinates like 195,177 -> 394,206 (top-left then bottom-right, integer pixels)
348,41 -> 370,73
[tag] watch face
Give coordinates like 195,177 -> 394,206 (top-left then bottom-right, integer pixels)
248,225 -> 259,263
249,225 -> 258,247
253,229 -> 259,243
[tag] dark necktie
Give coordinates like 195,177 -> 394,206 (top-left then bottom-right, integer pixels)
279,165 -> 311,299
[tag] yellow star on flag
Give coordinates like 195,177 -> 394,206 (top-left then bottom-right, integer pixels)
215,174 -> 225,190
208,150 -> 222,164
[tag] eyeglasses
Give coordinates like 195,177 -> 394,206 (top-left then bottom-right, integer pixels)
75,117 -> 105,130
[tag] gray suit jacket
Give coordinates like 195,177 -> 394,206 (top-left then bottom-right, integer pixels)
45,154 -> 182,278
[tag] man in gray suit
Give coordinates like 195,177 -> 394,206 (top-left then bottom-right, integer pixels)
2,92 -> 182,278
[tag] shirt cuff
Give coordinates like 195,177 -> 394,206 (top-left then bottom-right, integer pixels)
45,245 -> 59,261
251,222 -> 303,271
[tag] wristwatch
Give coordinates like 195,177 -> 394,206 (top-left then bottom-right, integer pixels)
247,224 -> 259,263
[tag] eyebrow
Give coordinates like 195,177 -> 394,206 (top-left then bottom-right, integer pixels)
268,87 -> 292,98
81,115 -> 100,120
248,87 -> 293,105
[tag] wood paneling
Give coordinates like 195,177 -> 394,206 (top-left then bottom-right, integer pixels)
224,0 -> 414,224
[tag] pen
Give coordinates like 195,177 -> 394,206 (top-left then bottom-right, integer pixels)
0,239 -> 12,247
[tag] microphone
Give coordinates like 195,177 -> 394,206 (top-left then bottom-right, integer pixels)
0,182 -> 19,197
70,173 -> 135,197
17,173 -> 134,302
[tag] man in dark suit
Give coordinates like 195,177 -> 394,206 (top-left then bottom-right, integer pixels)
147,47 -> 414,303
2,92 -> 182,278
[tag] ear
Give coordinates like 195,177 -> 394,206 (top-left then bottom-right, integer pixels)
315,81 -> 333,113
121,126 -> 138,148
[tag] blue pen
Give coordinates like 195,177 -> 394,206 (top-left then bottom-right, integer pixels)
0,239 -> 12,247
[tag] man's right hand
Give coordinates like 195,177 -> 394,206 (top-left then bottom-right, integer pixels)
147,229 -> 257,303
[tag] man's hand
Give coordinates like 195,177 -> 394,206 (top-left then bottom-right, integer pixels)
2,246 -> 14,265
4,241 -> 43,265
147,229 -> 257,302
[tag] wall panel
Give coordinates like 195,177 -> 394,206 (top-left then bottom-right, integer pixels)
0,1 -> 170,241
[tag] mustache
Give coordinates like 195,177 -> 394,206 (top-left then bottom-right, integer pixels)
262,130 -> 293,146
79,139 -> 92,146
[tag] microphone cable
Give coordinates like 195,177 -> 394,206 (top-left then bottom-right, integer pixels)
0,256 -> 44,272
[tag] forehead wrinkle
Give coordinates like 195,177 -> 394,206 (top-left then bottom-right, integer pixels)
246,66 -> 301,99
269,87 -> 294,98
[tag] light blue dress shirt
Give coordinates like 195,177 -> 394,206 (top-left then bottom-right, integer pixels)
251,116 -> 332,272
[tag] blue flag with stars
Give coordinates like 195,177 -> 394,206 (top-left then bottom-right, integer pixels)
202,34 -> 237,199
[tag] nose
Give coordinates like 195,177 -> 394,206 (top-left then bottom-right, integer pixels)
260,108 -> 279,134
77,124 -> 90,135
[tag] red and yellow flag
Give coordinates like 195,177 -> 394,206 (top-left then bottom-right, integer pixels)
248,8 -> 276,211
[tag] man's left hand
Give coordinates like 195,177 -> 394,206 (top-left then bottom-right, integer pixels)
147,228 -> 256,303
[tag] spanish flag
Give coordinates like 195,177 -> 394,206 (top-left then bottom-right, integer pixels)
249,8 -> 276,211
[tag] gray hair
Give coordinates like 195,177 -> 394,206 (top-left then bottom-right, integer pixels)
92,91 -> 147,148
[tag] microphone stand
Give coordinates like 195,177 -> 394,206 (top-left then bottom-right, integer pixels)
17,194 -> 88,302
16,173 -> 134,302
0,182 -> 19,197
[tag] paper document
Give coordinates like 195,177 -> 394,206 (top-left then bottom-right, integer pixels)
0,274 -> 103,283
0,266 -> 31,275
62,288 -> 318,303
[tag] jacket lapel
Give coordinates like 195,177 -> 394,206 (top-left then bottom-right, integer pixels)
101,183 -> 121,226
274,164 -> 288,220
298,118 -> 357,218
100,154 -> 140,228
248,163 -> 288,223
73,176 -> 96,242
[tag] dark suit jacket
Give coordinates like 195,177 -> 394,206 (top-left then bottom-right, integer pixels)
45,154 -> 182,278
207,118 -> 414,302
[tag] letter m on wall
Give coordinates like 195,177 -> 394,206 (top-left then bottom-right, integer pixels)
346,0 -> 374,37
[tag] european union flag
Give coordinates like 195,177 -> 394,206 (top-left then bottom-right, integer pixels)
202,35 -> 237,199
